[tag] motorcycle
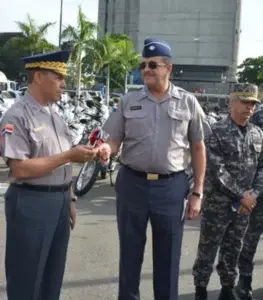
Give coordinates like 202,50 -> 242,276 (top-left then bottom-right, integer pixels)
0,95 -> 8,121
56,102 -> 91,146
74,127 -> 120,197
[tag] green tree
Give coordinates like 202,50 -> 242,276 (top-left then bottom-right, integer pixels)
237,57 -> 263,86
61,6 -> 98,97
4,14 -> 56,55
112,37 -> 140,93
82,34 -> 139,102
0,32 -> 29,80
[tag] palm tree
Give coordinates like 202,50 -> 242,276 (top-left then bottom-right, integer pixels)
92,34 -> 123,104
113,37 -> 140,93
5,14 -> 56,55
61,6 -> 98,97
84,34 -> 140,103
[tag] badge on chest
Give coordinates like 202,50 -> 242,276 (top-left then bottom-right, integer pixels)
130,105 -> 142,111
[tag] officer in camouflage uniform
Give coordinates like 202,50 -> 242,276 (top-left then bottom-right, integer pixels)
236,97 -> 263,300
192,83 -> 263,300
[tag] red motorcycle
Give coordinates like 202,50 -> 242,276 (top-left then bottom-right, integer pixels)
74,127 -> 120,197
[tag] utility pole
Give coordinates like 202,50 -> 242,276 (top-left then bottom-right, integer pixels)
58,0 -> 63,48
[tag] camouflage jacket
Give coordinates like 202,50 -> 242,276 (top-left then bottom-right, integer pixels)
205,115 -> 263,201
250,109 -> 263,129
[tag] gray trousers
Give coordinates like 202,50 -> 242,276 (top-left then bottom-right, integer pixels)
193,192 -> 249,288
5,185 -> 71,300
115,166 -> 189,300
238,201 -> 263,276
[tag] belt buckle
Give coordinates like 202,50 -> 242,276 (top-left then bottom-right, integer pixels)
146,173 -> 159,180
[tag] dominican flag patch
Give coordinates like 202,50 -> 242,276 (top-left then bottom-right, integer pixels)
2,124 -> 14,135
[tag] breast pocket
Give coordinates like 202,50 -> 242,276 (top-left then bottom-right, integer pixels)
168,109 -> 190,140
29,130 -> 54,157
123,110 -> 148,139
249,141 -> 262,163
252,142 -> 262,153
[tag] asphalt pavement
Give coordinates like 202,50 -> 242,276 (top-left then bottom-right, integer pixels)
0,160 -> 262,299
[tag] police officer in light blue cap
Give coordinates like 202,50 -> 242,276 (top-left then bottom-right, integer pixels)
99,38 -> 208,300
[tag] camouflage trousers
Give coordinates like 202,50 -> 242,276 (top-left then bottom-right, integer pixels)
192,192 -> 249,288
238,201 -> 263,276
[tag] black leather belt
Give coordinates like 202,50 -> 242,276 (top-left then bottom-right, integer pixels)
11,182 -> 72,193
123,165 -> 184,180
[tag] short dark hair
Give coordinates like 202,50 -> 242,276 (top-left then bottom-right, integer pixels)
161,56 -> 173,64
26,70 -> 36,84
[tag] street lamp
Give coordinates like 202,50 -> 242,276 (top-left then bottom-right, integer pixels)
58,0 -> 63,48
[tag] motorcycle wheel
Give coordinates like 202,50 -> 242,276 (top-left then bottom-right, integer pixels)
74,160 -> 100,196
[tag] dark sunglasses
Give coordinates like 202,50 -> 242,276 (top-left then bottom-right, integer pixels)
139,61 -> 167,70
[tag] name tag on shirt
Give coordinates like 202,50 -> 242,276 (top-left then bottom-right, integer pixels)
130,105 -> 142,111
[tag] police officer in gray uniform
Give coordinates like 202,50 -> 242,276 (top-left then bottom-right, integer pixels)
0,51 -> 97,300
100,38 -> 207,300
236,94 -> 263,300
192,83 -> 263,300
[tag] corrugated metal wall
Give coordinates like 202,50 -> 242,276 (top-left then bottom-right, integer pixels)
97,0 -> 242,92
137,0 -> 241,68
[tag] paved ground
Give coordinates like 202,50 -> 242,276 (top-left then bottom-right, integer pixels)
0,160 -> 262,299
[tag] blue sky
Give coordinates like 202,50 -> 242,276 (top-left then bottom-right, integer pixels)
0,0 -> 262,64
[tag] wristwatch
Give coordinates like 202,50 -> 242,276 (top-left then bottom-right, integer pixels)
71,196 -> 77,202
191,191 -> 203,199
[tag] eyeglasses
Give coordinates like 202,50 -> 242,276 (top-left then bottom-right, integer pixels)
139,61 -> 167,70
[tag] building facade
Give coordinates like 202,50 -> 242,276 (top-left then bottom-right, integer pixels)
98,0 -> 242,94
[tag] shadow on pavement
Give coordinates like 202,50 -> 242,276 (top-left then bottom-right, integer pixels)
0,267 -> 263,295
180,289 -> 220,300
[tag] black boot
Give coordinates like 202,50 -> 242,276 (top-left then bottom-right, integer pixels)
195,286 -> 207,300
236,276 -> 254,300
218,286 -> 241,300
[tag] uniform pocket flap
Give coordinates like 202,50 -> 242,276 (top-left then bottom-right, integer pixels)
168,109 -> 191,121
124,110 -> 147,119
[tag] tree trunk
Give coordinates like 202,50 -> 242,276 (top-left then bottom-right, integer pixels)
76,57 -> 82,98
124,71 -> 128,94
105,65 -> 110,105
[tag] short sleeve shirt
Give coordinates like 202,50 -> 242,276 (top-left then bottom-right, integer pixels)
0,93 -> 72,185
103,84 -> 206,173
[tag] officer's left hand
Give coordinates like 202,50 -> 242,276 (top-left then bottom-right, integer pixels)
186,195 -> 201,220
70,202 -> 77,230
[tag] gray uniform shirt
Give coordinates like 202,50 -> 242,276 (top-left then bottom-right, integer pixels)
103,84 -> 206,173
0,92 -> 72,185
